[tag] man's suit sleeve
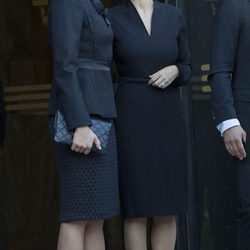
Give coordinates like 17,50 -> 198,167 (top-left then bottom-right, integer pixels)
209,0 -> 241,124
50,0 -> 91,129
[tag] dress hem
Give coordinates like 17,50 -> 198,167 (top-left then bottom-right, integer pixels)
122,209 -> 188,219
59,210 -> 120,223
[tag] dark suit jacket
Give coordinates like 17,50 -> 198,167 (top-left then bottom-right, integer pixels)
48,0 -> 117,129
210,0 -> 250,124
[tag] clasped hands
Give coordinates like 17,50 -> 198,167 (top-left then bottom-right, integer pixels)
148,65 -> 179,89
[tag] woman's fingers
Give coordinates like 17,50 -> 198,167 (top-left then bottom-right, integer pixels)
158,80 -> 168,88
149,71 -> 159,79
162,77 -> 175,89
149,65 -> 179,87
71,127 -> 101,154
152,77 -> 165,87
153,77 -> 172,89
78,146 -> 85,154
71,144 -> 78,152
72,143 -> 86,153
71,129 -> 93,154
158,82 -> 165,88
71,144 -> 75,151
83,147 -> 91,155
149,73 -> 172,88
94,136 -> 102,151
148,73 -> 161,85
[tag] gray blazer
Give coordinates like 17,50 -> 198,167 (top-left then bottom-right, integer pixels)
48,0 -> 117,129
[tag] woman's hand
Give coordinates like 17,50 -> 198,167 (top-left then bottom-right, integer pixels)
148,65 -> 179,89
71,126 -> 101,155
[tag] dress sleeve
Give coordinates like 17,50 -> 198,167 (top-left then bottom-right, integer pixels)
209,0 -> 241,124
50,0 -> 91,129
175,11 -> 192,86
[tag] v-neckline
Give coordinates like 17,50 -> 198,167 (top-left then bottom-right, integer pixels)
129,0 -> 156,37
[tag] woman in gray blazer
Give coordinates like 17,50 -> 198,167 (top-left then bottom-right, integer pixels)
48,0 -> 119,249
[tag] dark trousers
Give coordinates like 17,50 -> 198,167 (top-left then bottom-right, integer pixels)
236,161 -> 250,250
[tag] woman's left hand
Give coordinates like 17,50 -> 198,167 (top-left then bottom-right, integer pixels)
148,65 -> 179,89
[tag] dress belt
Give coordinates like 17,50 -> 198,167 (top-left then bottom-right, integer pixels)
119,77 -> 149,84
78,58 -> 110,71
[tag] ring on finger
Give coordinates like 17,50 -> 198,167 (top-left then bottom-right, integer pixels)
159,83 -> 166,88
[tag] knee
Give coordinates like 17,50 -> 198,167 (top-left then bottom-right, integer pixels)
60,220 -> 88,233
125,218 -> 147,224
124,218 -> 147,229
86,220 -> 104,232
153,216 -> 176,226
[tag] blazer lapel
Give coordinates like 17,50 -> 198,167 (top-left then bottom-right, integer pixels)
90,0 -> 111,25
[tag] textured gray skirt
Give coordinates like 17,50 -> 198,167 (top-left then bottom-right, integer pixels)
49,117 -> 120,223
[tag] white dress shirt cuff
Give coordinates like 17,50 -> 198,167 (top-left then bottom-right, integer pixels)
217,119 -> 241,136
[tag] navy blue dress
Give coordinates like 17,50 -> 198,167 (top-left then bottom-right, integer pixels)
108,1 -> 191,218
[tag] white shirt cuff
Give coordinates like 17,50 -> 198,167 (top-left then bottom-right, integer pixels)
217,119 -> 241,136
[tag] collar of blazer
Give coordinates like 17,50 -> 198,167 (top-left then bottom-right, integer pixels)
90,0 -> 111,25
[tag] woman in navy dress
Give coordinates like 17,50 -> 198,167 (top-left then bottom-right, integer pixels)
48,0 -> 119,249
108,0 -> 191,249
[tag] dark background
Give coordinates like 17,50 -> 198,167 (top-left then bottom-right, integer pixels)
187,0 -> 238,249
0,0 -> 238,249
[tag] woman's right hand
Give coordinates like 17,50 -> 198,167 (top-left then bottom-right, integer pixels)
148,65 -> 179,89
71,126 -> 101,155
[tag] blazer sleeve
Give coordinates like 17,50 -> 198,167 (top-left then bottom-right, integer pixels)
209,0 -> 241,124
175,11 -> 192,86
50,0 -> 91,129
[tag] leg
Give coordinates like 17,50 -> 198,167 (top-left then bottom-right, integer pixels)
236,162 -> 250,250
151,216 -> 176,250
84,220 -> 105,250
57,220 -> 87,250
124,218 -> 147,250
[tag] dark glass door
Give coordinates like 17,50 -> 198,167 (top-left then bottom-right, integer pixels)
187,0 -> 238,249
0,0 -> 58,249
165,1 -> 239,249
